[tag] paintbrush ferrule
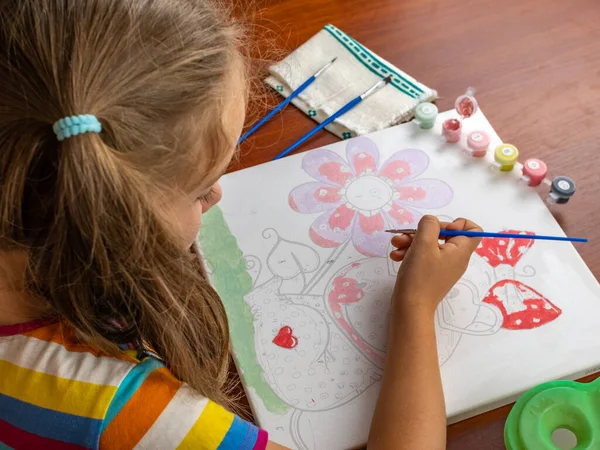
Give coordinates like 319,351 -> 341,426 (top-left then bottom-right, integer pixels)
360,75 -> 392,99
385,229 -> 417,234
313,57 -> 338,78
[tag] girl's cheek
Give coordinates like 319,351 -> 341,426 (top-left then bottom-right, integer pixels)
193,201 -> 204,222
180,182 -> 222,248
182,202 -> 204,249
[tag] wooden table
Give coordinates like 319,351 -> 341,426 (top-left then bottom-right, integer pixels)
235,0 -> 600,448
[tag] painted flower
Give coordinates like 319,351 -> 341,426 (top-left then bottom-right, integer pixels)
342,132 -> 353,140
288,137 -> 453,256
308,109 -> 317,117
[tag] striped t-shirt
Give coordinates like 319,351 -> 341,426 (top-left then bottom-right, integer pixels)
0,318 -> 268,449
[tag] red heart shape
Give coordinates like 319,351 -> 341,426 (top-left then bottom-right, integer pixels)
273,326 -> 298,349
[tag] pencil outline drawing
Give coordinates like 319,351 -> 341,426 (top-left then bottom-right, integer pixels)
200,137 -> 565,449
234,224 -> 564,449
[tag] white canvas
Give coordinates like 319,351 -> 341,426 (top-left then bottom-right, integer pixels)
198,109 -> 600,450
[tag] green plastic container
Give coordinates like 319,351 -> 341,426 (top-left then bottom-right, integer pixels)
505,378 -> 600,450
414,102 -> 438,129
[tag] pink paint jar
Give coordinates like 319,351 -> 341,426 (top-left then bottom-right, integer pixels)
442,118 -> 462,143
466,130 -> 490,157
521,158 -> 548,187
455,87 -> 479,119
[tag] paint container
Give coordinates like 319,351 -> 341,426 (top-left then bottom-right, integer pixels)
520,159 -> 548,187
547,176 -> 576,204
492,144 -> 519,171
466,130 -> 490,157
442,118 -> 462,143
414,102 -> 438,129
455,87 -> 478,119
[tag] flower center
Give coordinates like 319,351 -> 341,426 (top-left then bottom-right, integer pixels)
344,176 -> 393,212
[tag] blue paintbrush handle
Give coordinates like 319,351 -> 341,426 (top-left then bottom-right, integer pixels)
274,96 -> 362,160
438,229 -> 588,243
238,75 -> 317,144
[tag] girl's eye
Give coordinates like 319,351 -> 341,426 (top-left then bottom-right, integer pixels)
197,187 -> 216,204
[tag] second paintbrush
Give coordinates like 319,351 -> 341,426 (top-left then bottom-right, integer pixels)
274,75 -> 392,160
238,58 -> 338,144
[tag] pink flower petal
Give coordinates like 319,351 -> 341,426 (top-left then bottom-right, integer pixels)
309,204 -> 356,248
352,212 -> 390,257
379,159 -> 412,183
302,149 -> 353,186
396,185 -> 427,202
357,212 -> 385,235
346,137 -> 379,176
320,162 -> 354,186
309,228 -> 340,248
328,204 -> 355,231
394,179 -> 454,209
386,202 -> 421,228
289,182 -> 343,214
315,186 -> 342,203
378,149 -> 429,183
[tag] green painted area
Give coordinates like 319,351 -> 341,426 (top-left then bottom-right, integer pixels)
199,206 -> 288,414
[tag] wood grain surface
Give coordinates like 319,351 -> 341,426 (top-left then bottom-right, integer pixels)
232,0 -> 600,447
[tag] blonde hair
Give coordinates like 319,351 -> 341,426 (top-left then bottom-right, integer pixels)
0,0 -> 242,408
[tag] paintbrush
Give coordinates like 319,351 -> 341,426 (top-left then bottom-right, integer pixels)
273,75 -> 393,160
238,58 -> 338,144
385,229 -> 588,243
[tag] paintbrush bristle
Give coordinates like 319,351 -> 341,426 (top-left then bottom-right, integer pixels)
383,75 -> 392,84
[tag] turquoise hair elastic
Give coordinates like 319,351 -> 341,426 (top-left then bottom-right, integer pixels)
52,114 -> 102,141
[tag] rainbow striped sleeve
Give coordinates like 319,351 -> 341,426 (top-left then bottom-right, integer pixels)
0,320 -> 135,450
100,360 -> 268,450
0,320 -> 268,450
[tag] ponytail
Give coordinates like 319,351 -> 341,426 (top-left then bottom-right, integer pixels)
1,0 -> 243,410
28,131 -> 233,404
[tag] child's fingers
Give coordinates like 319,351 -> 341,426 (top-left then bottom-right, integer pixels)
444,218 -> 481,232
390,233 -> 412,261
390,249 -> 407,262
391,233 -> 412,249
441,218 -> 483,254
414,215 -> 441,247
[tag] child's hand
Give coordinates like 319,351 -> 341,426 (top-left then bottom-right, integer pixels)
390,215 -> 483,317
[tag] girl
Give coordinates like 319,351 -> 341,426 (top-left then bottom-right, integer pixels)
0,0 -> 482,449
